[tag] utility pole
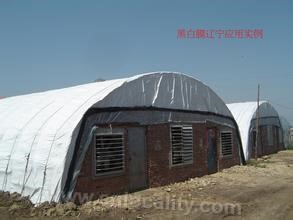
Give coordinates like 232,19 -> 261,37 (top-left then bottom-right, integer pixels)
255,84 -> 260,159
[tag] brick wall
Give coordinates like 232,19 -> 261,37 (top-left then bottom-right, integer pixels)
217,128 -> 241,169
74,126 -> 130,202
146,123 -> 209,187
74,122 -> 240,203
251,125 -> 280,158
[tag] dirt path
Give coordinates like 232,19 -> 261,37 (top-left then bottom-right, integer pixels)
1,150 -> 293,220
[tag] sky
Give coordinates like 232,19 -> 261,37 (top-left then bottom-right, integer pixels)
0,0 -> 292,123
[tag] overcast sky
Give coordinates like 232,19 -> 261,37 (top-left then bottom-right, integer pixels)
0,0 -> 292,123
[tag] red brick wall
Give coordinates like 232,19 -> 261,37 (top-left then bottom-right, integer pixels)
74,122 -> 241,202
146,123 -> 210,187
217,128 -> 241,169
74,126 -> 130,202
261,125 -> 279,156
250,125 -> 281,158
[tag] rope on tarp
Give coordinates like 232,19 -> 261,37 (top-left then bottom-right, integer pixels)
1,102 -> 53,190
50,177 -> 61,203
38,81 -> 122,203
38,164 -> 48,204
21,106 -> 65,195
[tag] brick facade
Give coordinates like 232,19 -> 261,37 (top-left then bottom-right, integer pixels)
251,125 -> 281,158
217,127 -> 241,170
74,122 -> 241,203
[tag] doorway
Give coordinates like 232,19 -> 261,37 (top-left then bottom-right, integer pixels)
207,128 -> 218,174
127,127 -> 147,191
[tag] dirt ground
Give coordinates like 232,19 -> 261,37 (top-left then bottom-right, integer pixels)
1,150 -> 293,220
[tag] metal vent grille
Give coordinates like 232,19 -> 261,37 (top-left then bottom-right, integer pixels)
221,131 -> 233,157
171,125 -> 193,165
95,133 -> 124,175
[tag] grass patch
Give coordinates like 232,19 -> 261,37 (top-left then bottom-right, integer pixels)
287,144 -> 293,150
246,159 -> 267,168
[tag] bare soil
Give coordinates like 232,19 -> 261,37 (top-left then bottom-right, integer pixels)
1,150 -> 293,220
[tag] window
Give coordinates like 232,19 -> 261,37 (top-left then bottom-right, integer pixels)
95,133 -> 124,176
221,131 -> 233,157
170,125 -> 193,166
